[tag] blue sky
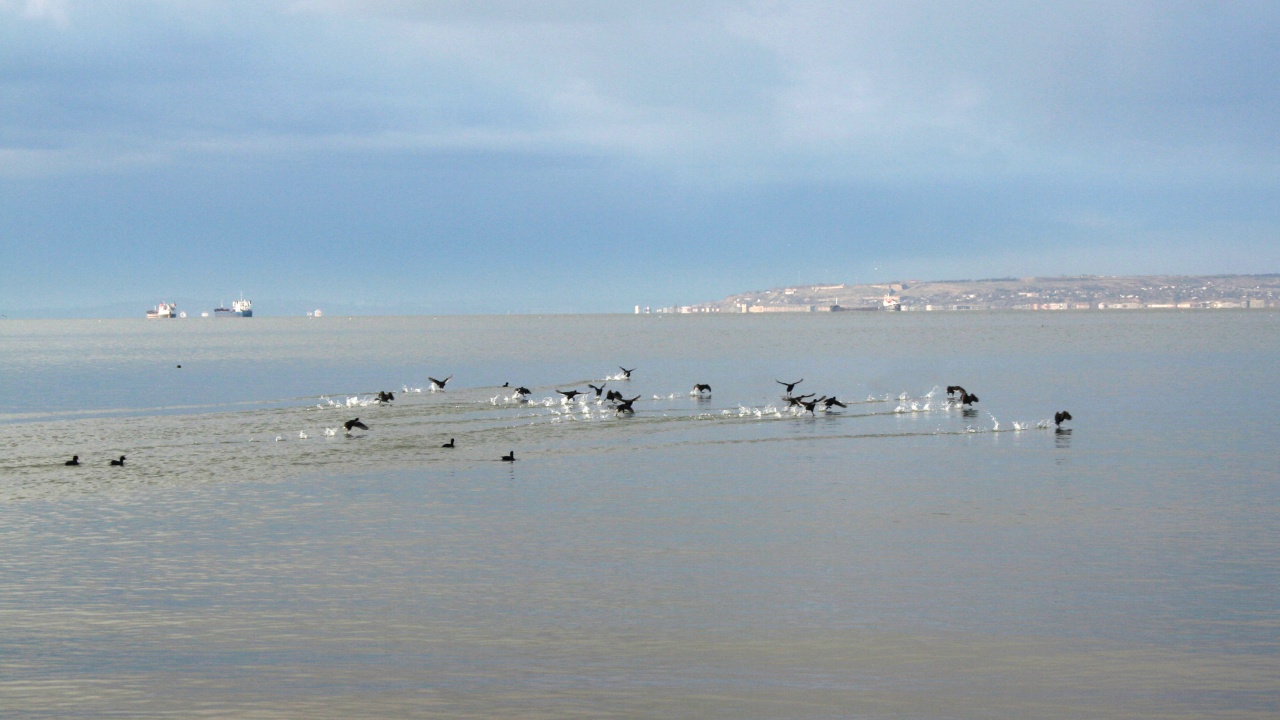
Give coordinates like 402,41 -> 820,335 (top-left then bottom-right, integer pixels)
2,1 -> 1277,316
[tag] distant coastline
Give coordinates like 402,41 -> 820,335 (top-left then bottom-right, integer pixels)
650,274 -> 1280,314
4,274 -> 1278,319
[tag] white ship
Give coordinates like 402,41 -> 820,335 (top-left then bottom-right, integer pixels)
146,302 -> 178,319
213,298 -> 253,318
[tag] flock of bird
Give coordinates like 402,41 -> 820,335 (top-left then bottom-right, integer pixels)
59,367 -> 1072,468
332,367 -> 651,462
62,454 -> 125,467
330,372 -> 1071,460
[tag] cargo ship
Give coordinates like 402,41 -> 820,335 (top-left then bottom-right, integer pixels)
213,298 -> 253,318
146,302 -> 178,319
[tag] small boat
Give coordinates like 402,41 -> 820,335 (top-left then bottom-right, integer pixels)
146,302 -> 177,319
214,297 -> 253,318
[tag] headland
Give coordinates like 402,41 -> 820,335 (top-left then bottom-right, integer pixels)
651,274 -> 1280,313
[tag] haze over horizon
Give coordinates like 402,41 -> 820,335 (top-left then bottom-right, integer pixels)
3,1 -> 1278,318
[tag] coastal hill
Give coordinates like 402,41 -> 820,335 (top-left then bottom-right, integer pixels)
660,274 -> 1280,313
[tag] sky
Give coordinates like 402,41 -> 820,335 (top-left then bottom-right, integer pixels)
1,0 -> 1277,316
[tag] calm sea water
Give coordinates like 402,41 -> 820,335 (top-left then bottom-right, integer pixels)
1,312 -> 1277,718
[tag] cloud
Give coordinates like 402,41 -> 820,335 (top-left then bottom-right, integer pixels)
3,1 -> 1277,187
0,146 -> 169,178
0,0 -> 69,26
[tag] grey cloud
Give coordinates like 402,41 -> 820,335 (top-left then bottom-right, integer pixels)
2,0 -> 1276,184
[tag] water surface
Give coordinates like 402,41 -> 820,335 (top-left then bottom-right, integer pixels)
1,312 -> 1276,717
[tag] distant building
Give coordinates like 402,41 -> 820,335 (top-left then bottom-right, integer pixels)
746,305 -> 814,313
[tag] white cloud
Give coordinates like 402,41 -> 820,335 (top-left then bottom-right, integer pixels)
0,146 -> 168,178
0,0 -> 69,26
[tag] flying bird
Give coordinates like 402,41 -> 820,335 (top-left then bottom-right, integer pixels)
777,379 -> 804,393
693,384 -> 712,394
557,389 -> 585,401
344,418 -> 369,433
618,366 -> 635,379
784,393 -> 815,407
1054,411 -> 1073,427
799,396 -> 827,414
376,391 -> 395,403
948,386 -> 979,405
588,383 -> 606,398
822,396 -> 847,409
613,395 -> 641,414
514,386 -> 532,396
429,375 -> 452,390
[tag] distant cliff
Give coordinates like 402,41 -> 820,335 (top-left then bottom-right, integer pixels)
658,274 -> 1280,313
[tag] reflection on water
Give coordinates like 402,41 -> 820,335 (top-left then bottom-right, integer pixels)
1,312 -> 1277,717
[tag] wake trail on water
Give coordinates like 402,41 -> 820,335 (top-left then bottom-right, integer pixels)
2,375 -> 1060,502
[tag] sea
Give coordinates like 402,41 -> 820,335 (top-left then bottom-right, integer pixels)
0,311 -> 1276,718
